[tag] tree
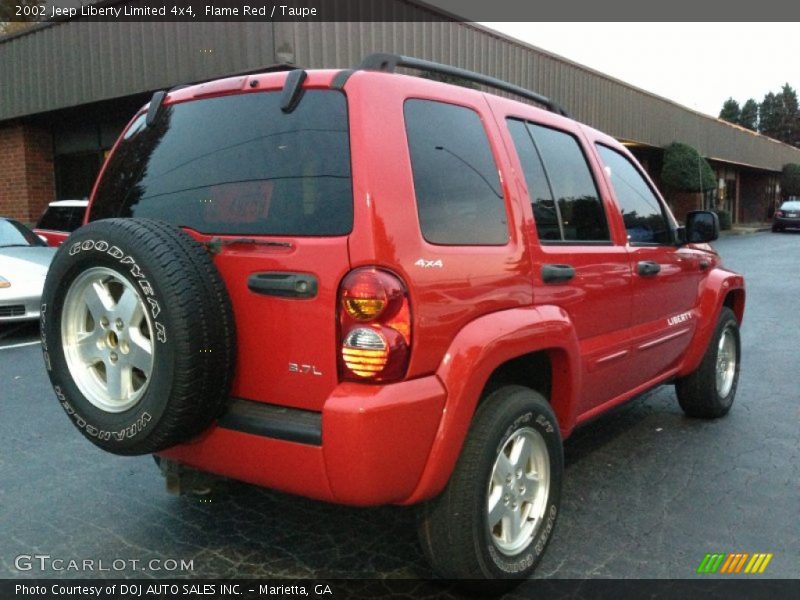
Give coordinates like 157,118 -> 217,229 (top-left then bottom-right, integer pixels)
759,92 -> 781,139
780,163 -> 800,197
0,0 -> 45,37
661,142 -> 716,193
739,99 -> 759,131
719,98 -> 741,124
777,83 -> 800,146
758,85 -> 800,146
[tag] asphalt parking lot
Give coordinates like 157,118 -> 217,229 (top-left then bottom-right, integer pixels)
1,232 -> 798,587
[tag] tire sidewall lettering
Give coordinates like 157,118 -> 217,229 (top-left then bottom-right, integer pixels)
67,239 -> 166,344
55,385 -> 152,441
44,218 -> 235,455
486,405 -> 561,576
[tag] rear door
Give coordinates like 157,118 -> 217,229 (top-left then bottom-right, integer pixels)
500,114 -> 636,412
89,82 -> 354,412
594,143 -> 706,383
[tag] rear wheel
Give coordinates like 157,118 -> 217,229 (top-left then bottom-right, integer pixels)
417,386 -> 562,580
675,307 -> 740,418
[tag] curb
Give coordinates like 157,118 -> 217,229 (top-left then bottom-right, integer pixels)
721,226 -> 771,236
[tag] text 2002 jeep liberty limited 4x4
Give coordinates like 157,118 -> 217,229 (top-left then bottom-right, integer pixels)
41,54 -> 745,580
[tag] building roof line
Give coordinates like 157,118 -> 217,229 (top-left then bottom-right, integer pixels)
465,21 -> 800,156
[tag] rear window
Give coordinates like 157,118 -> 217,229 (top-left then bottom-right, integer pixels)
404,100 -> 508,246
780,201 -> 800,211
90,90 -> 353,236
37,205 -> 86,232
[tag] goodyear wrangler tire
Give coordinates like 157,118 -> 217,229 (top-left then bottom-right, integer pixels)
417,386 -> 563,581
40,218 -> 236,455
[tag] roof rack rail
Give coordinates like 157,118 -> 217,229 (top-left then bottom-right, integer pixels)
358,53 -> 569,117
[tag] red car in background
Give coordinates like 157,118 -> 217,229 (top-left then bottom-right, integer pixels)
33,199 -> 88,246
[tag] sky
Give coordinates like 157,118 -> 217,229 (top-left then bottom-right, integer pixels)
478,23 -> 799,118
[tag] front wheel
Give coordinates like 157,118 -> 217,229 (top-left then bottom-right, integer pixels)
417,386 -> 563,580
675,307 -> 741,418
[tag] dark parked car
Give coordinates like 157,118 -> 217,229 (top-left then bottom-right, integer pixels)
772,200 -> 800,232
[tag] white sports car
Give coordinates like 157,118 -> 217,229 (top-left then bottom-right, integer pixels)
0,218 -> 57,322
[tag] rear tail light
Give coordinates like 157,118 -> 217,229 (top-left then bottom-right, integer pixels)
775,211 -> 784,217
339,268 -> 411,382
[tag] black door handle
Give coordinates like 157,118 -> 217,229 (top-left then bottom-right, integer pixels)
637,261 -> 661,277
541,264 -> 576,284
248,272 -> 318,298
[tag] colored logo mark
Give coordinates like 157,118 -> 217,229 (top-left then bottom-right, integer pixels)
697,552 -> 773,574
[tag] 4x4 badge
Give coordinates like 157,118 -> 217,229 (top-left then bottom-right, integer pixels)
415,258 -> 444,268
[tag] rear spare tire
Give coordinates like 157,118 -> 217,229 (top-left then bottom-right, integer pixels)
40,218 -> 236,455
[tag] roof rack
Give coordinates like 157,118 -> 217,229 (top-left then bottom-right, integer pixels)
358,53 -> 570,117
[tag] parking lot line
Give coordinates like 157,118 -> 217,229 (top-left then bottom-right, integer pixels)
0,340 -> 41,350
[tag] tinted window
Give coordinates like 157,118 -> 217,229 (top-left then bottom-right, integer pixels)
405,100 -> 508,245
37,206 -> 86,232
0,219 -> 45,247
507,119 -> 560,241
596,145 -> 670,244
507,120 -> 609,242
91,91 -> 353,236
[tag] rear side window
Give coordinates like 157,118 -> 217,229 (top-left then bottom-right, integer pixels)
596,144 -> 671,244
405,100 -> 508,245
507,119 -> 609,243
91,90 -> 353,236
37,206 -> 85,232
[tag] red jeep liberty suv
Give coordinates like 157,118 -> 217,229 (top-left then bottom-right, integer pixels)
41,54 -> 745,580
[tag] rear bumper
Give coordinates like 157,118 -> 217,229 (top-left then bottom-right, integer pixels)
159,376 -> 446,506
774,216 -> 800,228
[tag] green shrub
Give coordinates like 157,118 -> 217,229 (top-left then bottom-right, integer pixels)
661,142 -> 716,192
715,210 -> 732,231
780,163 -> 800,197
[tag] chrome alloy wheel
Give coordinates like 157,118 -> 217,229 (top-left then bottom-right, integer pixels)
61,267 -> 155,413
716,327 -> 737,398
487,426 -> 551,556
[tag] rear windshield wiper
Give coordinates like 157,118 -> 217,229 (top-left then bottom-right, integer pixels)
204,237 -> 293,255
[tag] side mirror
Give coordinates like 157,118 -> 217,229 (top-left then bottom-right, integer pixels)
685,210 -> 719,243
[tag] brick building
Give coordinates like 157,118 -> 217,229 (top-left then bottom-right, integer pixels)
2,3 -> 799,224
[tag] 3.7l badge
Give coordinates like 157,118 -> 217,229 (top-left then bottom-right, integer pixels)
289,363 -> 322,376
